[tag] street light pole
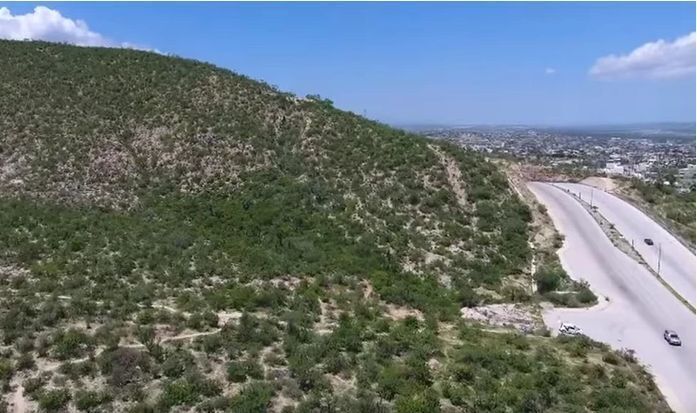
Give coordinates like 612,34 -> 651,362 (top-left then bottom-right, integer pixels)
657,243 -> 662,275
590,188 -> 594,208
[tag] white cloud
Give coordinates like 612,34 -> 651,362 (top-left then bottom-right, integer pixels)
545,67 -> 556,75
0,6 -> 155,51
590,32 -> 696,79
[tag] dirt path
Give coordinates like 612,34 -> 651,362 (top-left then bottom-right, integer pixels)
9,381 -> 27,413
7,307 -> 230,413
428,144 -> 467,207
40,329 -> 224,372
161,329 -> 221,343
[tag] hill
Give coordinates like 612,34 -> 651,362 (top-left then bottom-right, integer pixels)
0,41 -> 668,412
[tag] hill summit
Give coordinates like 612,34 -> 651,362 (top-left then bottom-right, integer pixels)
0,40 -> 532,303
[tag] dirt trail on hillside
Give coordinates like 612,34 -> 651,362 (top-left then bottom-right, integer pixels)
10,382 -> 27,413
8,305 -> 234,413
428,144 -> 467,207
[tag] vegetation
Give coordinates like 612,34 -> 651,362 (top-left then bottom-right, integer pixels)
0,40 -> 668,411
625,178 -> 696,246
501,160 -> 598,306
535,266 -> 596,307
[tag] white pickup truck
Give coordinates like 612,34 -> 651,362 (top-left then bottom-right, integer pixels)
559,322 -> 583,336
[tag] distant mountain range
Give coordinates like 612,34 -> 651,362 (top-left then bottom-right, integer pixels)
544,123 -> 696,140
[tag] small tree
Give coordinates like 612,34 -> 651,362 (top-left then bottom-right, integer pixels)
38,389 -> 71,412
534,266 -> 562,294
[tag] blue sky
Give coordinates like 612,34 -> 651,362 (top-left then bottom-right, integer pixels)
1,2 -> 695,125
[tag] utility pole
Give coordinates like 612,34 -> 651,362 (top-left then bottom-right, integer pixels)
590,188 -> 594,208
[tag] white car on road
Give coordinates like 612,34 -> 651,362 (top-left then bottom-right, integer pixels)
664,330 -> 682,346
559,322 -> 583,336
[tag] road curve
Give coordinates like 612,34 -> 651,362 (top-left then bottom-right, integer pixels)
528,182 -> 695,413
554,182 -> 696,308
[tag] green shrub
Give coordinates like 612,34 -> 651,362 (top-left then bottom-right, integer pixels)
450,364 -> 475,384
38,389 -> 71,412
99,348 -> 149,387
534,266 -> 563,293
16,353 -> 35,371
197,396 -> 232,412
229,382 -> 274,413
159,380 -> 199,407
544,292 -> 580,307
393,389 -> 440,413
377,363 -> 405,400
226,359 -> 263,383
58,360 -> 94,380
158,373 -> 220,407
196,334 -> 224,354
75,390 -> 112,411
576,285 -> 597,305
0,360 -> 12,381
22,377 -> 45,397
602,353 -> 621,366
590,387 -> 649,411
162,350 -> 193,378
52,328 -> 93,360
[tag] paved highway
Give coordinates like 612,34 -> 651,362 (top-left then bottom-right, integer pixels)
528,182 -> 695,413
554,182 -> 696,307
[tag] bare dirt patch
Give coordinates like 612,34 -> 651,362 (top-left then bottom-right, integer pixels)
216,310 -> 243,326
580,176 -> 618,192
460,304 -> 542,332
314,299 -> 339,335
8,378 -> 32,413
385,304 -> 424,321
0,263 -> 30,280
327,373 -> 356,394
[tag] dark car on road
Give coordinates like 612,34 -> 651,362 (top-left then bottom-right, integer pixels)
664,330 -> 682,346
644,238 -> 654,246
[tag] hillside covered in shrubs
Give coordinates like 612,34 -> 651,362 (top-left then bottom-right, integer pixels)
0,40 -> 668,412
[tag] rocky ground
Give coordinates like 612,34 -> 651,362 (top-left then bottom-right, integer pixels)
460,304 -> 543,333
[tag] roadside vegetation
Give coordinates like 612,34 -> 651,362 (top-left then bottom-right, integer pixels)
621,178 -> 696,248
0,40 -> 665,411
502,161 -> 598,308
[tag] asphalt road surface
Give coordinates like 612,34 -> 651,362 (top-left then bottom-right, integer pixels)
554,182 -> 696,308
528,182 -> 696,413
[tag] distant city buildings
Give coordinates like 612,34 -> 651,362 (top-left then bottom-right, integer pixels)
679,164 -> 696,191
423,126 -> 695,190
603,162 -> 624,176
